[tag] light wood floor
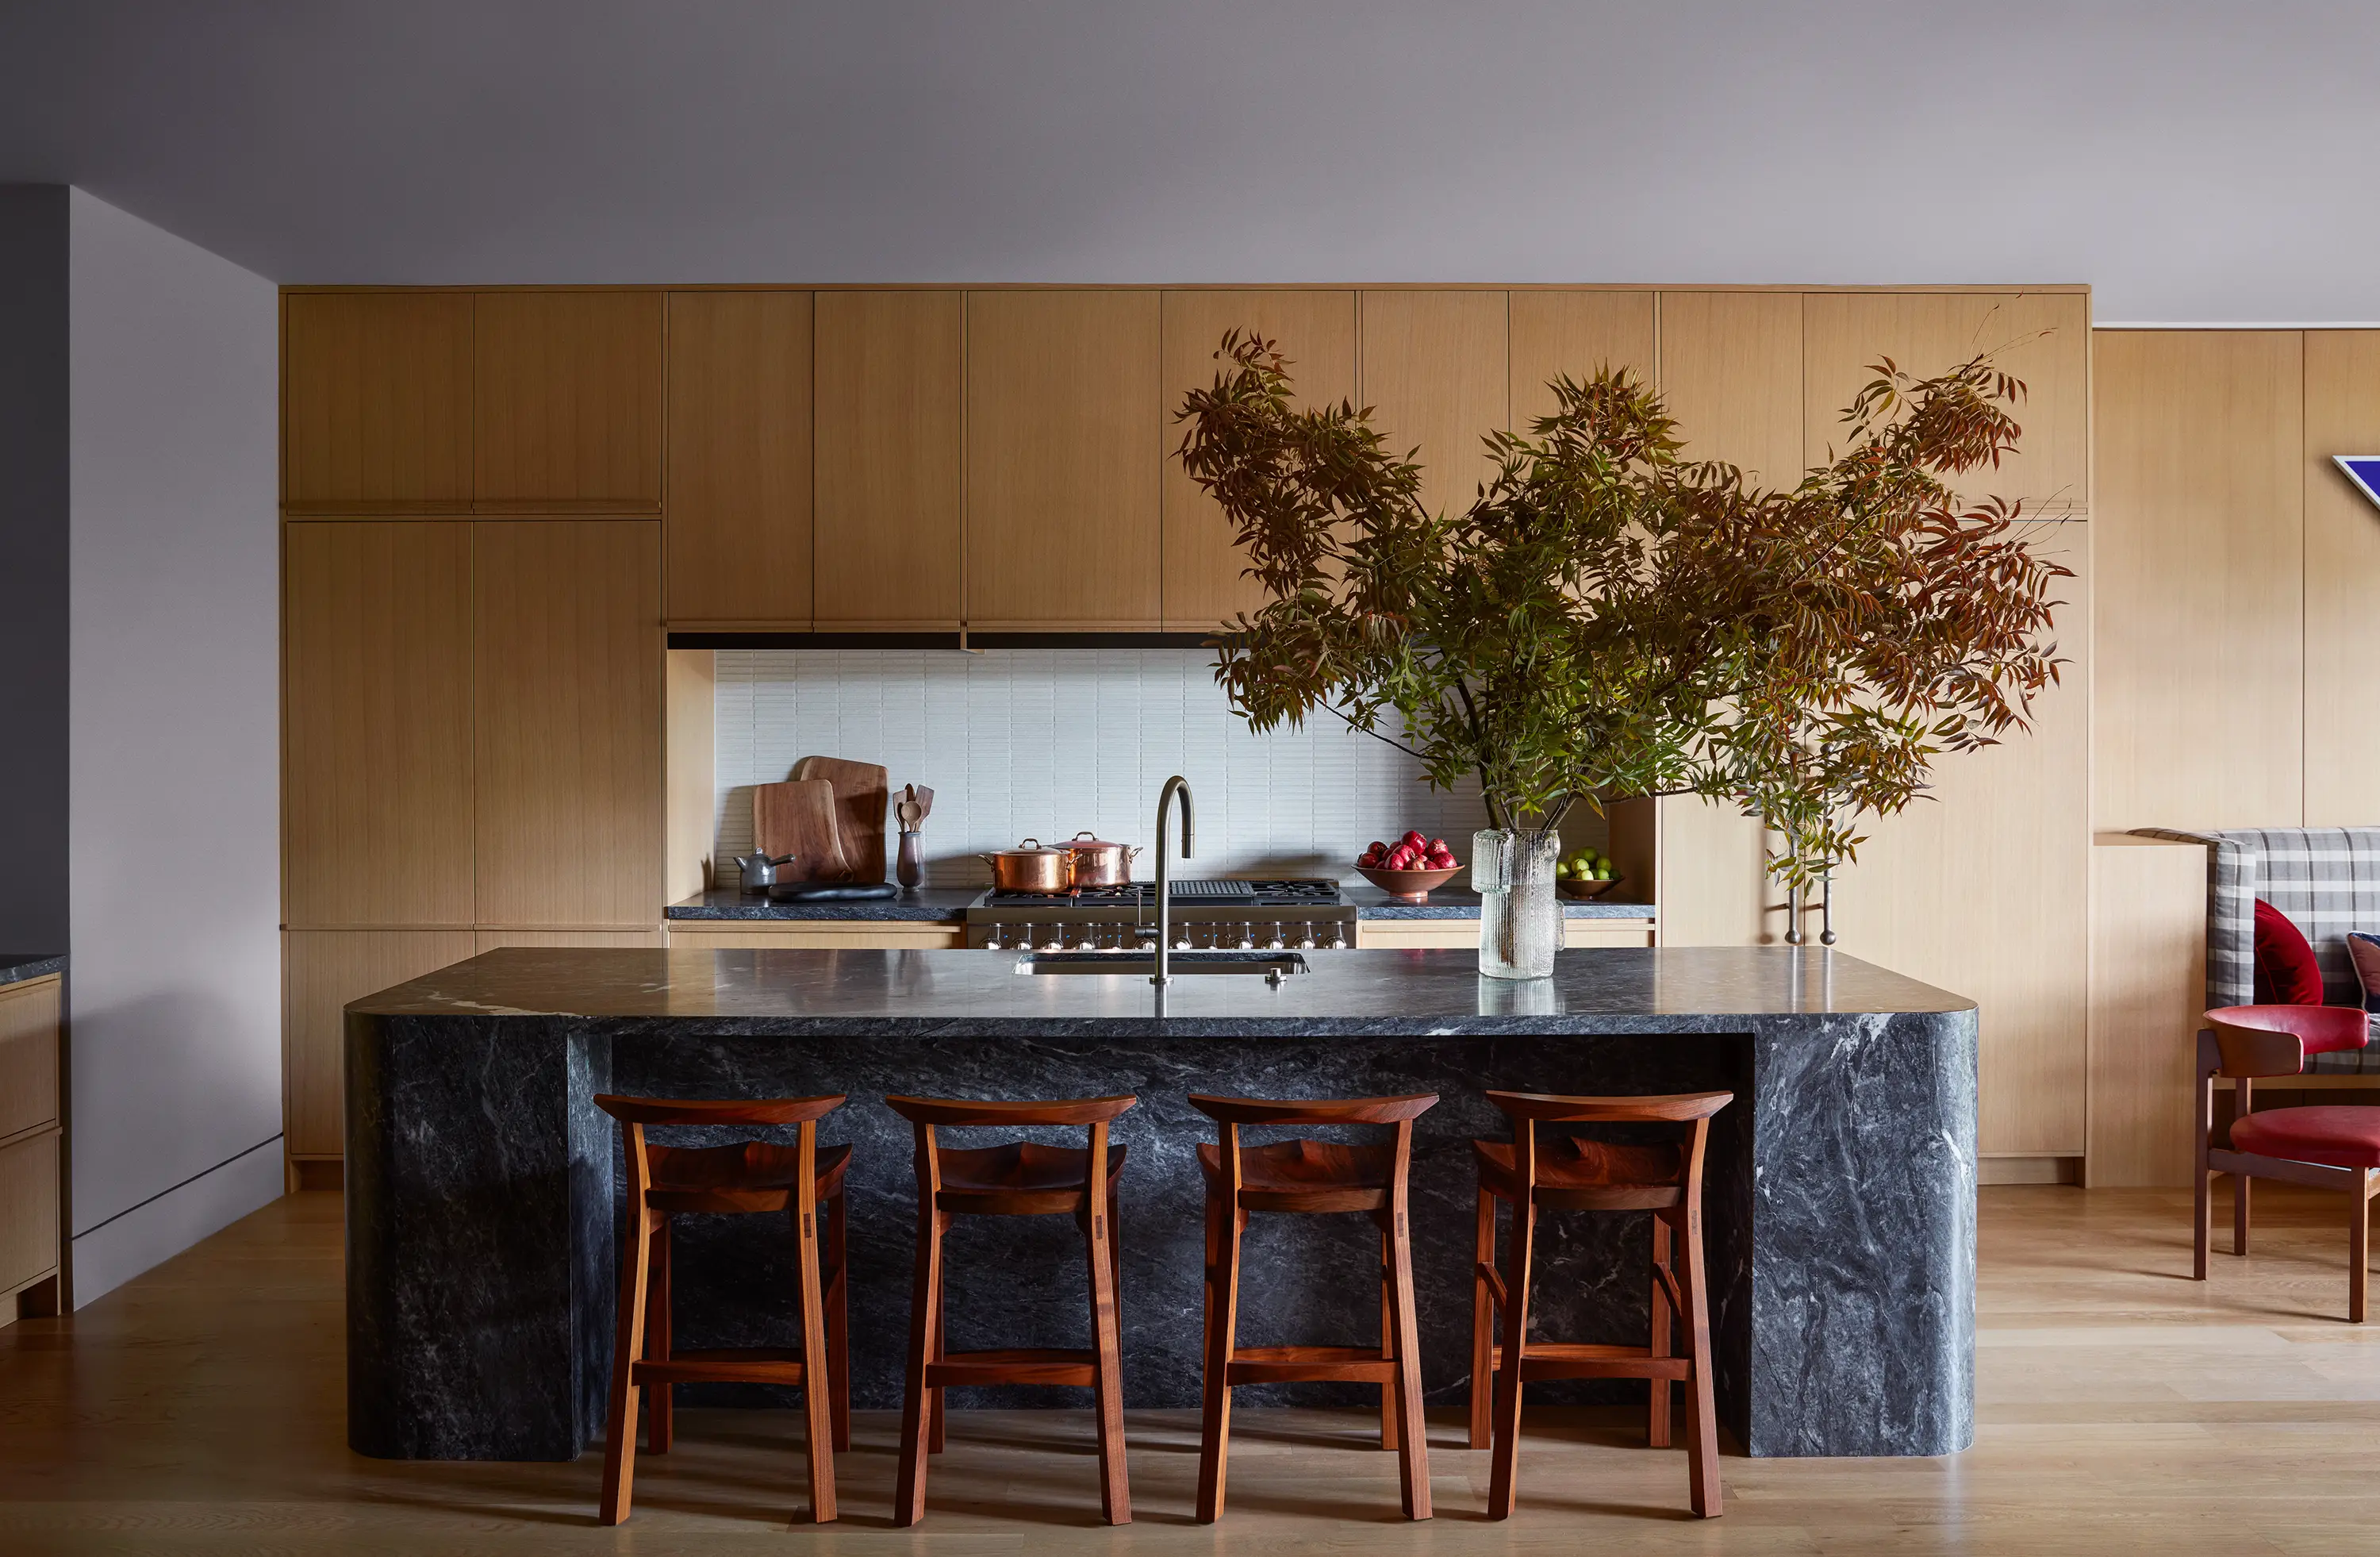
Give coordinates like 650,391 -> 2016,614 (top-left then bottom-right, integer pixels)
6,1185 -> 2380,1553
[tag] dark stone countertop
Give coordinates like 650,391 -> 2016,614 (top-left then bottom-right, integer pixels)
1340,882 -> 1656,919
666,886 -> 979,922
0,953 -> 65,986
353,944 -> 1966,1031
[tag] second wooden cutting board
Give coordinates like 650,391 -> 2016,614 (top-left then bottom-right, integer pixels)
793,756 -> 889,882
751,778 -> 851,882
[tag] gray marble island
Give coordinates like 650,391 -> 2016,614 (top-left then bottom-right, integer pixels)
344,946 -> 1975,1464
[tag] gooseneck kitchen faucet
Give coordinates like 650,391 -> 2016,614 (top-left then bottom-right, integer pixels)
1150,775 -> 1195,986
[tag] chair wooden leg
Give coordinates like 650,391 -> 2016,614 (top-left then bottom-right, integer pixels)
2193,1165 -> 2211,1281
2235,1171 -> 2253,1256
793,1173 -> 838,1523
1386,1200 -> 1432,1520
599,1205 -> 656,1526
825,1190 -> 851,1452
1679,1204 -> 1722,1518
1084,1185 -> 1130,1525
892,1205 -> 944,1527
1649,1211 -> 1673,1449
2352,1171 -> 2372,1324
644,1216 -> 673,1455
1378,1219 -> 1398,1451
1468,1187 -> 1495,1451
927,1215 -> 947,1455
1196,1200 -> 1244,1524
1486,1197 -> 1534,1520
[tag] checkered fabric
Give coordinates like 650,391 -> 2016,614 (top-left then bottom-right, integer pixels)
2131,828 -> 2380,1073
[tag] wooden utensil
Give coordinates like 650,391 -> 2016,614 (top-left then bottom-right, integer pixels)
794,756 -> 889,882
751,778 -> 851,882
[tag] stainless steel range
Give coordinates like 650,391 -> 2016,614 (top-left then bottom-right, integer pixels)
963,878 -> 1356,951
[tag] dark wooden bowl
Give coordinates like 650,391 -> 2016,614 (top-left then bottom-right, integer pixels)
1354,863 -> 1462,903
1557,875 -> 1626,900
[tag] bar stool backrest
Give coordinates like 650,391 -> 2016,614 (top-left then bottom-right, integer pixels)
1483,1089 -> 1733,1202
593,1093 -> 848,1207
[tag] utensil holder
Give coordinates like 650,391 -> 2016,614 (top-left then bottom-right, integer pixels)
896,831 -> 925,889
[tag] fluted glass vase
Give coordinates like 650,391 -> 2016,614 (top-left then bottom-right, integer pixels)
1473,827 -> 1561,980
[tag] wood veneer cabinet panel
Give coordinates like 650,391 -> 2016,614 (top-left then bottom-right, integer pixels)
664,292 -> 813,625
2086,835 -> 2207,1186
282,521 -> 475,928
1160,290 -> 1357,629
815,291 -> 964,627
472,521 -> 665,928
1802,292 -> 2090,514
473,291 -> 663,512
2301,331 -> 2380,825
1828,525 -> 2094,1155
283,292 -> 473,512
1508,290 -> 1656,427
473,929 -> 666,951
965,290 -> 1162,628
0,978 -> 60,1144
283,931 -> 476,1159
1357,290 -> 1507,520
0,1132 -> 59,1294
2093,331 -> 2302,831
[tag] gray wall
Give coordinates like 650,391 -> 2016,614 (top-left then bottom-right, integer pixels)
0,186 -> 68,955
63,190 -> 281,1304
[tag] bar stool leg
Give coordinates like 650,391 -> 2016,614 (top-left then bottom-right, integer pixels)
1649,1213 -> 1673,1449
600,1204 -> 658,1526
1468,1187 -> 1495,1451
1486,1196 -> 1534,1520
793,1132 -> 838,1524
825,1189 -> 851,1452
1196,1197 -> 1244,1523
645,1216 -> 673,1454
1377,1219 -> 1398,1451
893,1202 -> 945,1527
1083,1144 -> 1130,1525
1677,1202 -> 1722,1517
927,1228 -> 947,1455
1385,1197 -> 1431,1519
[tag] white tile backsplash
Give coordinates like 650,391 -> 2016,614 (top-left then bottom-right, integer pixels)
712,648 -> 1491,886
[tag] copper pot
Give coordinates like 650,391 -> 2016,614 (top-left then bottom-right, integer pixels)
980,837 -> 1074,894
1060,831 -> 1142,888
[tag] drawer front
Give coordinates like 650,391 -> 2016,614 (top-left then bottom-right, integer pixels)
0,978 -> 61,1142
0,1130 -> 60,1293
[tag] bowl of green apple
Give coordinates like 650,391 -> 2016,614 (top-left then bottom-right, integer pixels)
1554,848 -> 1623,899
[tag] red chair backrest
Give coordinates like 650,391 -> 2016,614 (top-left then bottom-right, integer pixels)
2205,1004 -> 2370,1078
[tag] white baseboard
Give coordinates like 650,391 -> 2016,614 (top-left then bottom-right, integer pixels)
69,1136 -> 283,1307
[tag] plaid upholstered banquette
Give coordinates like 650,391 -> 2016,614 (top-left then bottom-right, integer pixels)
2131,828 -> 2380,1072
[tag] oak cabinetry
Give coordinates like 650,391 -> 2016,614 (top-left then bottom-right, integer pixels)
282,521 -> 475,927
965,290 -> 1163,629
282,292 -> 473,513
282,932 -> 477,1160
0,974 -> 63,1320
666,922 -> 965,950
1357,290 -> 1508,519
472,291 -> 664,512
1159,290 -> 1358,629
814,291 -> 965,628
472,521 -> 665,929
664,292 -> 814,626
1507,290 -> 1656,425
2299,332 -> 2380,825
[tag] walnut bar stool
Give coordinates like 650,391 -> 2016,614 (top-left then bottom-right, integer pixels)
2195,1004 -> 2380,1320
1189,1092 -> 1439,1523
885,1094 -> 1136,1527
592,1093 -> 852,1526
1468,1088 -> 1732,1520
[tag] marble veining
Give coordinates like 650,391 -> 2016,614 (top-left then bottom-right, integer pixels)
346,947 -> 1975,1466
0,953 -> 65,986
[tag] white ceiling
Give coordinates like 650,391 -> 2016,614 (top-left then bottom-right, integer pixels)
4,0 -> 2378,322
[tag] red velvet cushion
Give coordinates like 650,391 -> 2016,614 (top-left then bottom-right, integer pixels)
2254,899 -> 2326,1005
2231,1105 -> 2380,1168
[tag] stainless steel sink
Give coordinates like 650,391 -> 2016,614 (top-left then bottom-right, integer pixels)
1014,952 -> 1310,979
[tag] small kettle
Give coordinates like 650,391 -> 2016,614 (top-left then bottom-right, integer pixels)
735,852 -> 796,893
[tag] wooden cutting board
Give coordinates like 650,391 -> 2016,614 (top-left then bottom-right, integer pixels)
751,778 -> 851,882
793,755 -> 889,882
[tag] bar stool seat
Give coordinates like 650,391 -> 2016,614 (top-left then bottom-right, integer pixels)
1195,1137 -> 1392,1210
646,1140 -> 853,1213
1471,1136 -> 1684,1208
935,1140 -> 1128,1213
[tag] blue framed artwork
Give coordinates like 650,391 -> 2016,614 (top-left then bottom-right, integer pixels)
2336,455 -> 2380,512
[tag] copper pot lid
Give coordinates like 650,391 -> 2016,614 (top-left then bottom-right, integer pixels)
985,837 -> 1067,857
1063,831 -> 1130,851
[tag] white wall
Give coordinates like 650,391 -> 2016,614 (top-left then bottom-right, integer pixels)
712,648 -> 1498,887
65,190 -> 282,1303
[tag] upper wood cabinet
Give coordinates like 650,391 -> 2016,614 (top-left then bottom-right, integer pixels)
1508,290 -> 1656,428
282,521 -> 476,928
815,291 -> 965,629
965,290 -> 1163,629
472,520 -> 664,928
473,292 -> 663,512
1357,291 -> 1509,519
282,293 -> 473,512
1656,292 -> 1805,483
1160,290 -> 1357,630
665,292 -> 814,626
1802,291 -> 2090,515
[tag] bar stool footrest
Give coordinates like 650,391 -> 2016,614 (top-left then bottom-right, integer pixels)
634,1348 -> 812,1386
1225,1345 -> 1399,1385
1488,1341 -> 1691,1383
926,1347 -> 1099,1387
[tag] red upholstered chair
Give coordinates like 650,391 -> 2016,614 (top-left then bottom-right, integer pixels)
2194,1005 -> 2380,1320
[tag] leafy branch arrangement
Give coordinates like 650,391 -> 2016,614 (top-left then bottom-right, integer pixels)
1173,331 -> 2069,888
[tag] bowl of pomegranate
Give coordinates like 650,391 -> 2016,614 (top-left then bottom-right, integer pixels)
1353,831 -> 1462,902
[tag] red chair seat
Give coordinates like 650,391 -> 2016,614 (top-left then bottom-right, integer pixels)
2231,1106 -> 2380,1169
